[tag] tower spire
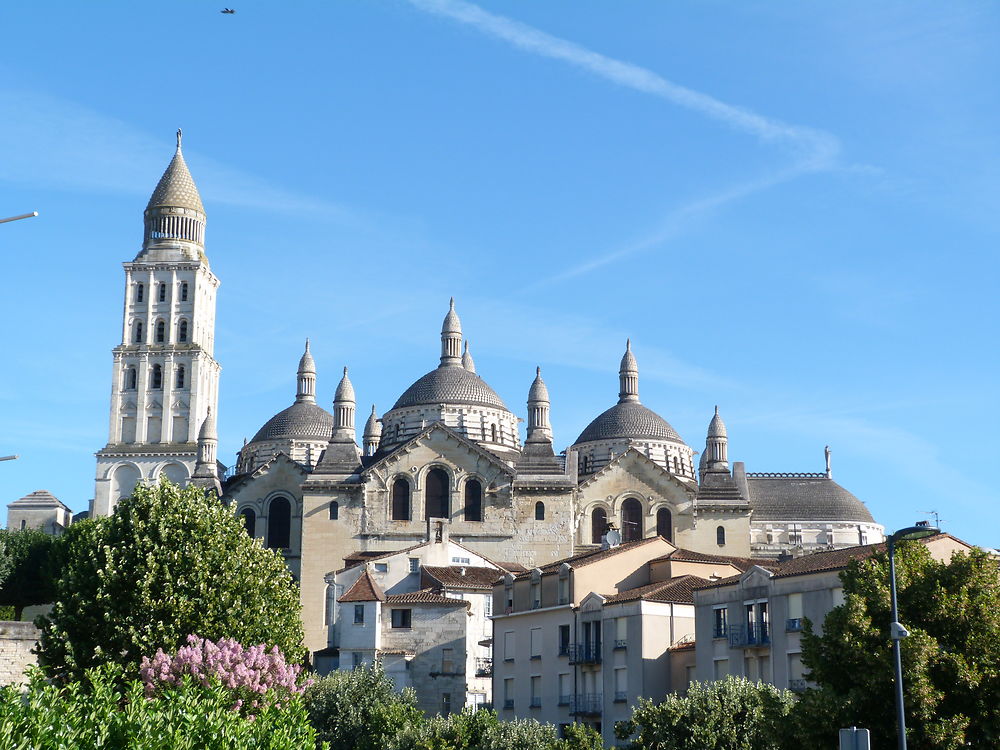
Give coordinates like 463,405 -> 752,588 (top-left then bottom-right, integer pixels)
526,366 -> 552,442
332,366 -> 357,442
618,339 -> 639,403
439,298 -> 462,367
702,405 -> 729,473
141,130 -> 206,258
296,339 -> 316,403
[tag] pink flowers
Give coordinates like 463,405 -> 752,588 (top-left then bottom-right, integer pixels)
140,635 -> 312,714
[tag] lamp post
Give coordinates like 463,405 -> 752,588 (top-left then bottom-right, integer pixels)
888,523 -> 939,750
0,455 -> 19,462
0,212 -> 38,224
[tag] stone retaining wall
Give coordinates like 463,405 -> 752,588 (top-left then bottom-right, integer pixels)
0,621 -> 40,686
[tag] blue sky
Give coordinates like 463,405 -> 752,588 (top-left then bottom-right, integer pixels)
1,1 -> 997,547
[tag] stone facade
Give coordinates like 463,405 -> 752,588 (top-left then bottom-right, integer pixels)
0,621 -> 40,686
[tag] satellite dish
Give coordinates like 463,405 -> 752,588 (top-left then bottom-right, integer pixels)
605,529 -> 621,548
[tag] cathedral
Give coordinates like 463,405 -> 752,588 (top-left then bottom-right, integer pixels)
91,135 -> 885,658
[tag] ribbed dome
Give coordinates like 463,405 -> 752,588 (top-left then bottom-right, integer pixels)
250,402 -> 334,443
147,139 -> 204,214
745,476 -> 876,524
392,366 -> 508,410
574,401 -> 684,445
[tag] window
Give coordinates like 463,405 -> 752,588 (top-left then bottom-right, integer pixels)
558,674 -> 570,705
858,526 -> 868,545
503,631 -> 515,661
558,575 -> 569,605
392,477 -> 411,520
713,607 -> 728,638
329,501 -> 339,520
125,367 -> 137,390
614,667 -> 627,702
374,563 -> 388,574
180,282 -> 188,301
530,580 -> 541,609
240,508 -> 256,536
591,507 -> 607,544
558,625 -> 570,655
716,525 -> 726,546
408,557 -> 419,573
425,468 -> 449,519
530,676 -> 541,707
787,593 -> 803,631
789,524 -> 802,545
503,678 -> 514,709
174,365 -> 185,389
581,454 -> 590,473
615,617 -> 627,648
441,648 -> 454,674
391,609 -> 412,629
714,659 -> 729,679
530,628 -> 542,658
354,604 -> 365,624
452,556 -> 471,564
484,596 -> 492,618
158,283 -> 166,302
266,496 -> 291,549
441,692 -> 452,717
20,520 -> 26,531
656,507 -> 672,541
534,501 -> 545,521
135,283 -> 144,303
352,652 -> 364,669
490,424 -> 497,442
150,364 -> 162,390
672,456 -> 680,473
464,479 -> 482,522
621,498 -> 643,542
178,320 -> 188,342
134,321 -> 144,343
155,320 -> 165,343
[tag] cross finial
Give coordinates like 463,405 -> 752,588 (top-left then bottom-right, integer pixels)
449,297 -> 455,310
176,128 -> 183,149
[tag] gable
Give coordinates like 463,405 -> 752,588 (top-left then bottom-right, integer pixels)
224,453 -> 308,501
579,450 -> 695,507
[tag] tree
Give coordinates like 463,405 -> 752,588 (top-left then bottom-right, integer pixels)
614,676 -> 795,750
795,543 -> 1000,749
304,664 -> 423,750
388,707 -> 602,750
37,480 -> 305,683
0,528 -> 61,620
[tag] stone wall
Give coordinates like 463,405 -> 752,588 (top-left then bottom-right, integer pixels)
0,621 -> 40,686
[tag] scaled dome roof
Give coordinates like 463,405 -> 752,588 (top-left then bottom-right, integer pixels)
392,366 -> 509,411
146,139 -> 204,214
250,401 -> 334,444
745,476 -> 876,524
574,401 -> 684,445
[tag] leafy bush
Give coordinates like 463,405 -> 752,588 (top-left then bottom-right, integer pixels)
304,664 -> 423,750
0,527 -> 61,620
615,676 -> 795,750
38,481 -> 305,683
0,666 -> 324,750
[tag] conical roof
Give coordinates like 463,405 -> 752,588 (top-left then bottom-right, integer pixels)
335,367 -> 356,403
298,339 -> 316,374
708,406 -> 727,438
528,367 -> 549,403
462,341 -> 476,373
363,405 -> 382,439
146,131 -> 204,214
442,297 -> 461,335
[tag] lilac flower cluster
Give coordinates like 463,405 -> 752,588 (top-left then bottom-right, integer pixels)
140,635 -> 312,715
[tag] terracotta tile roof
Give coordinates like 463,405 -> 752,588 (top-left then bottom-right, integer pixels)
384,588 -> 470,608
340,544 -> 426,572
338,570 -> 385,602
604,575 -> 709,605
661,548 -> 763,571
497,562 -> 529,574
422,566 -> 503,590
515,536 -> 668,580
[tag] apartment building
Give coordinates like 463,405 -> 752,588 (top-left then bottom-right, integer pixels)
491,536 -> 755,745
693,533 -> 973,691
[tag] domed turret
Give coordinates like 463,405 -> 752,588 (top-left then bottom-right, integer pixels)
297,339 -> 316,404
702,406 -> 729,473
363,405 -> 382,456
462,340 -> 476,373
526,367 -> 552,443
139,129 -> 207,262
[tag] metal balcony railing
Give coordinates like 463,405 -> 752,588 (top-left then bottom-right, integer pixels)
728,623 -> 770,648
474,658 -> 492,677
570,693 -> 603,716
788,679 -> 807,692
530,697 -> 542,708
786,618 -> 803,632
613,639 -> 627,649
613,691 -> 628,703
558,694 -> 571,706
567,643 -> 602,664
503,699 -> 514,710
712,624 -> 728,639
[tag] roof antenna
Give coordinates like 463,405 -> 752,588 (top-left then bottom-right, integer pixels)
921,510 -> 945,529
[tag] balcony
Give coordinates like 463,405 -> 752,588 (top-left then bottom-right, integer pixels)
474,658 -> 492,677
558,643 -> 570,657
728,623 -> 770,649
712,624 -> 728,639
613,639 -> 627,650
567,643 -> 602,664
503,699 -> 514,710
788,679 -> 807,692
530,697 -> 542,708
558,694 -> 571,706
613,691 -> 628,703
786,618 -> 803,632
570,693 -> 603,716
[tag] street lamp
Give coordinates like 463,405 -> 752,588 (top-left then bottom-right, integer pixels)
888,522 -> 940,750
0,455 -> 20,462
0,212 -> 38,224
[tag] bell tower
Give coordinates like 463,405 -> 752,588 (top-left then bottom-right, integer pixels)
93,131 -> 221,515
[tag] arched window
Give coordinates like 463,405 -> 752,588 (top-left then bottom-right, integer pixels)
490,424 -> 498,442
621,498 -> 643,542
329,501 -> 339,520
395,424 -> 401,441
591,507 -> 608,545
180,282 -> 189,302
581,454 -> 590,474
656,508 -> 672,541
175,365 -> 185,389
125,367 -> 137,390
534,501 -> 545,521
134,321 -> 144,343
135,283 -> 144,303
391,478 -> 410,521
19,520 -> 26,531
267,496 -> 291,549
155,320 -> 165,343
240,508 -> 256,536
672,456 -> 680,474
158,283 -> 167,302
716,525 -> 726,546
425,468 -> 449,519
150,364 -> 162,390
178,320 -> 188,342
464,479 -> 482,522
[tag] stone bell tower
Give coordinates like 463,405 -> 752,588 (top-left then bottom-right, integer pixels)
92,131 -> 221,516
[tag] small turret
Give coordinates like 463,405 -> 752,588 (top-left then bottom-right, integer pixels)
141,129 -> 207,259
526,367 -> 552,443
191,407 -> 222,495
618,339 -> 639,404
462,340 -> 476,373
332,367 -> 357,442
296,339 -> 316,404
702,406 -> 729,472
440,298 -> 463,367
363,405 -> 382,456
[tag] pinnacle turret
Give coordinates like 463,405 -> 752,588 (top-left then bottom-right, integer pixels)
702,406 -> 729,473
141,130 -> 207,257
363,405 -> 382,456
462,340 -> 476,373
439,298 -> 463,367
332,367 -> 357,442
296,339 -> 317,404
618,339 -> 639,404
526,366 -> 552,442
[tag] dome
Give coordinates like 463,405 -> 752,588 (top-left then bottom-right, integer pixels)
392,366 -> 508,411
745,476 -> 875,524
250,401 -> 334,444
574,401 -> 684,445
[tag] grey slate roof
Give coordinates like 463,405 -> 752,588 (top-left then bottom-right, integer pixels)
250,401 -> 334,444
574,401 -> 684,445
744,474 -> 875,524
392,365 -> 509,411
146,147 -> 204,214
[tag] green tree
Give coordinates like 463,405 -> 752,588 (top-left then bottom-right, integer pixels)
614,676 -> 795,750
795,543 -> 1000,749
0,528 -> 61,620
37,480 -> 305,683
304,664 -> 424,750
